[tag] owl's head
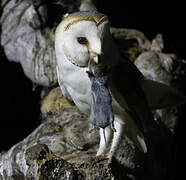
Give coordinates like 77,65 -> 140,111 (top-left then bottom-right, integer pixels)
55,11 -> 111,67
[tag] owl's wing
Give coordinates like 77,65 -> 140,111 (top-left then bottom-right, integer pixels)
109,58 -> 186,152
141,79 -> 186,110
109,59 -> 152,153
110,57 -> 186,113
109,59 -> 152,134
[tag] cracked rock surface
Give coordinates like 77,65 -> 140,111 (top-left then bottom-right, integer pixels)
1,0 -> 57,86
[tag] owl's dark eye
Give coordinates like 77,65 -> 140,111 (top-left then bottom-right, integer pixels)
77,37 -> 88,45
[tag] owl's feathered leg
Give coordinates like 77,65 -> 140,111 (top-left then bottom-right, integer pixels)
96,126 -> 113,156
109,113 -> 147,158
96,117 -> 124,163
109,117 -> 124,158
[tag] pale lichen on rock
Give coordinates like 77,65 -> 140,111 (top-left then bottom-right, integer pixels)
0,0 -> 57,86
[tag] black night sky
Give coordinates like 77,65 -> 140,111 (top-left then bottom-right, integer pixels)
0,1 -> 185,179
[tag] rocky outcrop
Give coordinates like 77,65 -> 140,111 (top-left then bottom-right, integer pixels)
0,90 -> 111,179
0,0 -> 57,86
0,86 -> 180,179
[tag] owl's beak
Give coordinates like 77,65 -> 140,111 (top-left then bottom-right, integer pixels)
89,48 -> 101,64
92,55 -> 101,64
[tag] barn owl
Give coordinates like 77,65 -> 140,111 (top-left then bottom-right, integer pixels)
55,11 -> 186,157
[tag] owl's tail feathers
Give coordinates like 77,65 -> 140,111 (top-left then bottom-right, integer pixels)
125,112 -> 147,153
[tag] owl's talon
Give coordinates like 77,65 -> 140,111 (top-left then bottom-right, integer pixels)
96,154 -> 109,162
107,152 -> 114,164
95,153 -> 114,165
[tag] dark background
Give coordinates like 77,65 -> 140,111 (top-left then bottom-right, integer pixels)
0,1 -> 185,179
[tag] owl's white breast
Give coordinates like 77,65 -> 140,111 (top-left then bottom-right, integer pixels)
57,51 -> 92,114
